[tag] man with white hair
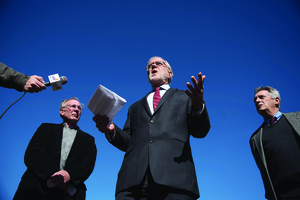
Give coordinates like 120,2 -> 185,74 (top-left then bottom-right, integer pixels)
14,97 -> 97,200
93,56 -> 210,200
250,86 -> 300,200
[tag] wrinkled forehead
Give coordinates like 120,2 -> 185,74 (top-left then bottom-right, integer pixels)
66,99 -> 80,106
254,90 -> 270,100
148,57 -> 165,64
255,90 -> 269,96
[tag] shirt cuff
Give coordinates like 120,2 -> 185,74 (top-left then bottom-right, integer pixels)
192,103 -> 205,116
105,130 -> 116,141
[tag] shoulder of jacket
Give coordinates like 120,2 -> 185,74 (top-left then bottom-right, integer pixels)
39,122 -> 59,127
283,111 -> 300,116
250,124 -> 263,140
76,127 -> 94,139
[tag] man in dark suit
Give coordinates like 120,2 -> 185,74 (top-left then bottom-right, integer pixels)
250,86 -> 300,200
14,97 -> 97,200
93,56 -> 211,200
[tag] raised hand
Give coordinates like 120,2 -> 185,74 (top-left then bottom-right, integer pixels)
184,72 -> 206,112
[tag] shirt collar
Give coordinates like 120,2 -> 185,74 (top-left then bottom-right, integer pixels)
263,111 -> 282,125
63,123 -> 79,130
151,84 -> 170,92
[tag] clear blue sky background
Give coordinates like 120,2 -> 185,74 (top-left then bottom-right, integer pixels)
1,0 -> 300,199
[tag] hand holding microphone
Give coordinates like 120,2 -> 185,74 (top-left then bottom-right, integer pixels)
23,75 -> 47,93
23,74 -> 68,93
0,74 -> 68,120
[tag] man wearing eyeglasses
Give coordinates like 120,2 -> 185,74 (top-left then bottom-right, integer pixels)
14,97 -> 97,200
93,56 -> 210,200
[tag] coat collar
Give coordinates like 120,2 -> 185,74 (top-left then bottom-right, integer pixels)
54,123 -> 85,156
141,87 -> 177,116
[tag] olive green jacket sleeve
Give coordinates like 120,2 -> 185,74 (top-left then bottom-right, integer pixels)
0,62 -> 29,92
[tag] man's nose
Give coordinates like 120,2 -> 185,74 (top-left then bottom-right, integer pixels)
255,98 -> 261,103
151,64 -> 158,69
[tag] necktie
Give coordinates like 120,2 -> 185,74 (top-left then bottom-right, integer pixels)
153,87 -> 161,111
269,117 -> 277,125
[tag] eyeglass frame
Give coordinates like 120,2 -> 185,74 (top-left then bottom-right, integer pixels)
65,104 -> 83,111
145,61 -> 167,70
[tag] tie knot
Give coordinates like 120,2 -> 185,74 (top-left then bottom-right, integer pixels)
269,117 -> 277,125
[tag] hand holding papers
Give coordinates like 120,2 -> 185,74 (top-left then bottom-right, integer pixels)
87,85 -> 126,127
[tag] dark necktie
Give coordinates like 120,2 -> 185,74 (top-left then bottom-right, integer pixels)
153,87 -> 161,111
270,117 -> 277,125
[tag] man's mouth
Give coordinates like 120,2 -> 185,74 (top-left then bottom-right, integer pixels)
256,104 -> 263,108
151,69 -> 158,74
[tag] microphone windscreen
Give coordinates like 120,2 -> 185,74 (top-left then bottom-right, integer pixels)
60,76 -> 68,85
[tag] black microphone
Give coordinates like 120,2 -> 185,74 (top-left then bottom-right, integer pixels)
44,76 -> 68,87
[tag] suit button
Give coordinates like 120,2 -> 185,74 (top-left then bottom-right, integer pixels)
150,120 -> 154,123
149,139 -> 153,144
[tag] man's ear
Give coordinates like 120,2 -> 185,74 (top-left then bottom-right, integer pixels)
168,70 -> 173,79
274,97 -> 280,107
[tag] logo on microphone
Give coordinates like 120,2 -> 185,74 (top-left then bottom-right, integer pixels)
48,74 -> 63,91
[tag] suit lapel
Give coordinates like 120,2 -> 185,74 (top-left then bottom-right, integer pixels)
154,87 -> 177,113
141,87 -> 177,115
55,124 -> 64,152
141,93 -> 152,116
251,125 -> 266,164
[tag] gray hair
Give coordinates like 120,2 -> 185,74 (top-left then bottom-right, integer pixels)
60,97 -> 84,110
146,56 -> 174,84
254,86 -> 281,109
59,97 -> 84,120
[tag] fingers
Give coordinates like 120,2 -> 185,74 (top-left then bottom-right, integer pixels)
51,174 -> 64,186
32,75 -> 46,89
186,74 -> 203,95
33,75 -> 45,83
188,72 -> 205,91
93,115 -> 111,133
194,72 -> 205,89
185,72 -> 206,111
92,114 -> 101,121
51,170 -> 70,184
24,75 -> 46,93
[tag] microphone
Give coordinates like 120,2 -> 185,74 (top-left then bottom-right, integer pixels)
44,76 -> 68,87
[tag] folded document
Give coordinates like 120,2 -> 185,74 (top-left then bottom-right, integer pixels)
87,85 -> 127,126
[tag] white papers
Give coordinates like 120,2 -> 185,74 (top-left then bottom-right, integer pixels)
87,85 -> 126,125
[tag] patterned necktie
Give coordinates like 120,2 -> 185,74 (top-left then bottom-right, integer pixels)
270,117 -> 277,125
153,87 -> 161,111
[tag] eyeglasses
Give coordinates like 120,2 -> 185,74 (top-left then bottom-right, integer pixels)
146,61 -> 166,70
66,104 -> 82,111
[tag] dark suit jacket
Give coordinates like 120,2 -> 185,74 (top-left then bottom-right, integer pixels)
250,112 -> 300,200
14,123 -> 97,200
110,87 -> 211,198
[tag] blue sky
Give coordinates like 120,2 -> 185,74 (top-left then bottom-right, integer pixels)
1,0 -> 300,199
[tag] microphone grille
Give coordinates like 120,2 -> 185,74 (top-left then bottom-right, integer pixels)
60,76 -> 68,85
